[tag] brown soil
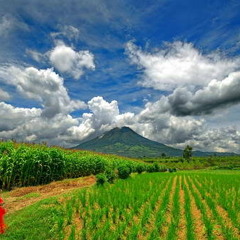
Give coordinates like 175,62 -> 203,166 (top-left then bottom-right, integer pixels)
64,211 -> 83,240
216,205 -> 240,238
176,176 -> 187,240
160,176 -> 177,238
3,176 -> 96,214
189,177 -> 225,240
184,176 -> 207,240
143,178 -> 172,239
194,177 -> 239,239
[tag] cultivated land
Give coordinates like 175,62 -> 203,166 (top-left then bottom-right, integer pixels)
1,170 -> 239,240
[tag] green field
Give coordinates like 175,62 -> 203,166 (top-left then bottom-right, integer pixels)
0,141 -> 164,190
1,171 -> 239,240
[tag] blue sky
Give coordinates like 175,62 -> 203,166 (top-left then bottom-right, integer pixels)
0,0 -> 240,153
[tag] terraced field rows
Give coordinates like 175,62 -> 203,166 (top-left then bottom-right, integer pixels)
57,172 -> 239,240
2,171 -> 239,240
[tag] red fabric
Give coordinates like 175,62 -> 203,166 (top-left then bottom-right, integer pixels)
0,206 -> 6,234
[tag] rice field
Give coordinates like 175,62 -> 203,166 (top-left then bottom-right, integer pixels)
63,171 -> 239,240
2,171 -> 240,240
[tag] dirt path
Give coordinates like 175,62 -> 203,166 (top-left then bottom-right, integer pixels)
184,176 -> 207,240
160,176 -> 177,238
176,176 -> 187,240
2,176 -> 96,214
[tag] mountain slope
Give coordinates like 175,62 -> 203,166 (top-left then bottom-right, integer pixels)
73,127 -> 237,158
72,126 -> 183,157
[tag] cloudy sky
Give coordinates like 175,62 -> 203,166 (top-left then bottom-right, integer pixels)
0,0 -> 240,153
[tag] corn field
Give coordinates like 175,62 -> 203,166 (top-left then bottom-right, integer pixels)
0,141 -> 166,190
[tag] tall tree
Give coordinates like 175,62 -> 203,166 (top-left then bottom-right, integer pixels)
183,145 -> 192,161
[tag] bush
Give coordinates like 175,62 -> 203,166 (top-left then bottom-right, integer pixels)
117,166 -> 131,179
96,173 -> 108,185
147,163 -> 160,173
136,165 -> 144,174
105,168 -> 117,183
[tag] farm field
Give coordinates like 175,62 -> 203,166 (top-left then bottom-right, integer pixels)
1,170 -> 239,240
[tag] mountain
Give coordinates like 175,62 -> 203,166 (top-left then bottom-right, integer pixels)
72,127 -> 237,158
72,126 -> 180,158
72,126 -> 237,158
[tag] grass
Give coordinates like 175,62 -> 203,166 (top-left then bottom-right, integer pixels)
1,170 -> 239,240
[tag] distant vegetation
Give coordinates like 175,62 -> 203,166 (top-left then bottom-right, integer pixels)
0,141 -> 167,190
143,155 -> 240,170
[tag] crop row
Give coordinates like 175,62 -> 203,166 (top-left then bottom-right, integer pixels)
0,141 -> 167,190
56,172 -> 240,240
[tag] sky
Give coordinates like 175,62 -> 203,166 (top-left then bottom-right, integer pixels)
0,0 -> 240,153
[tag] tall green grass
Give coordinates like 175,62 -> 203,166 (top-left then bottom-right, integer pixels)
0,141 -> 166,190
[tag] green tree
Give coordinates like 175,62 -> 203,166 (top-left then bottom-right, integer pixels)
161,153 -> 166,158
183,145 -> 192,161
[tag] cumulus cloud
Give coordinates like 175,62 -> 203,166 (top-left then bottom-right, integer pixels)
0,66 -> 86,118
0,93 -> 239,153
126,41 -> 240,91
68,96 -> 135,142
136,105 -> 204,144
0,96 -> 134,147
49,42 -> 95,79
0,111 -> 79,146
140,71 -> 240,116
0,88 -> 10,101
171,127 -> 240,153
0,102 -> 41,132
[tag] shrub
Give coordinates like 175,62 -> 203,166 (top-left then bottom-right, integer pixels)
147,163 -> 159,173
136,165 -> 144,174
118,166 -> 131,179
105,168 -> 117,183
96,173 -> 108,185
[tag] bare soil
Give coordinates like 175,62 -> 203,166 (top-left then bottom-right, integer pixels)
177,176 -> 187,240
2,176 -> 96,214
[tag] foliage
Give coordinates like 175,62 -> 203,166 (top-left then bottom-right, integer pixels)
117,166 -> 131,179
0,141 -> 164,190
96,173 -> 108,185
183,145 -> 193,160
104,168 -> 117,183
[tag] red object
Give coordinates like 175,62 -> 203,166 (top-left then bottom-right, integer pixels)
0,198 -> 6,234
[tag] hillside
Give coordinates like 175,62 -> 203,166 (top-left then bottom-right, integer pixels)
73,127 -> 182,157
73,126 -> 237,158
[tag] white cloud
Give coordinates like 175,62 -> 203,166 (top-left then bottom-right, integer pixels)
51,25 -> 80,41
49,42 -> 95,79
127,41 -> 240,91
0,16 -> 13,36
0,102 -> 41,131
171,127 -> 240,153
0,15 -> 29,37
0,94 -> 239,153
138,71 -> 240,116
26,49 -> 46,63
0,88 -> 10,101
135,105 -> 204,144
68,96 -> 135,142
0,66 -> 86,118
